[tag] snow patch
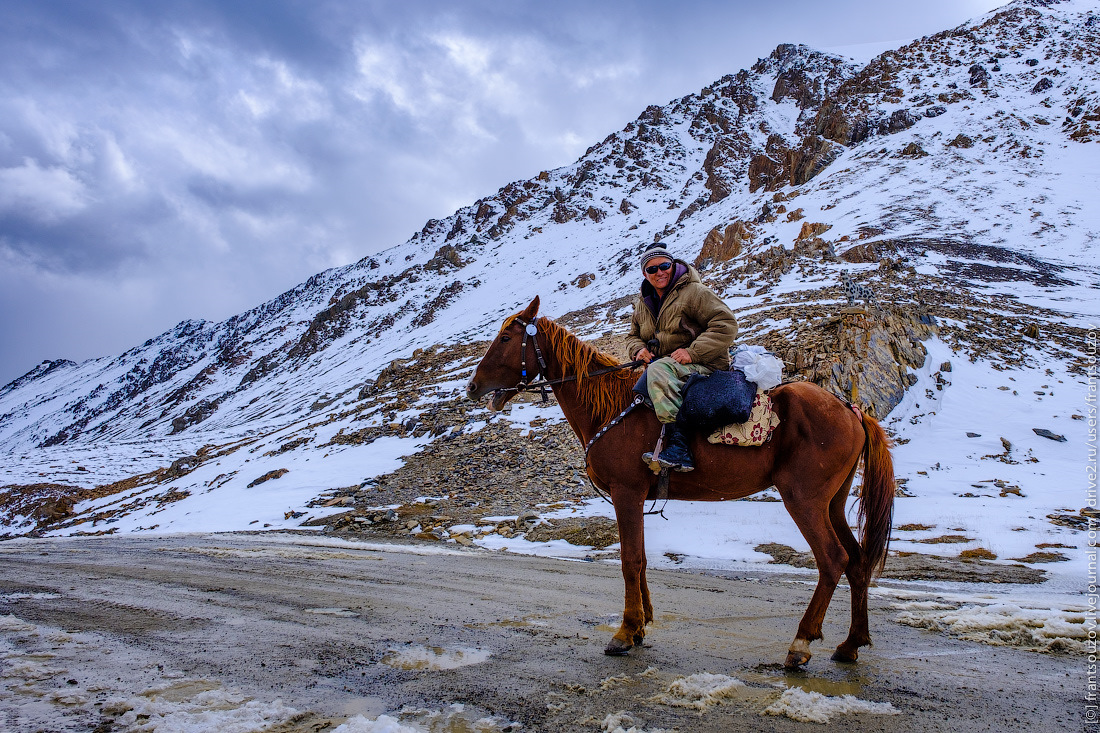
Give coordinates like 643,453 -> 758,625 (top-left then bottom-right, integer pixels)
762,687 -> 900,723
334,704 -> 519,732
332,715 -> 426,733
895,602 -> 1087,653
601,710 -> 669,733
651,673 -> 745,710
103,680 -> 301,733
380,644 -> 492,671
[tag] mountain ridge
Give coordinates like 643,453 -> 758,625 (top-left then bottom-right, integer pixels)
0,0 -> 1096,544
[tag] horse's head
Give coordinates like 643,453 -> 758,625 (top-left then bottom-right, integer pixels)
466,296 -> 540,411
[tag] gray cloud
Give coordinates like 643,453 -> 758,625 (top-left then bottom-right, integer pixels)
0,0 -> 1005,384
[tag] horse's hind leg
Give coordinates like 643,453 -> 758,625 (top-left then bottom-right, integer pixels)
828,464 -> 872,663
779,489 -> 849,669
606,487 -> 648,655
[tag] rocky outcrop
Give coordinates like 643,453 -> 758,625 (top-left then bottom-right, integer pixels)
703,134 -> 752,202
169,399 -> 218,434
695,221 -> 753,269
819,308 -> 934,418
774,308 -> 936,418
747,154 -> 784,193
796,222 -> 831,241
748,133 -> 840,192
787,136 -> 840,186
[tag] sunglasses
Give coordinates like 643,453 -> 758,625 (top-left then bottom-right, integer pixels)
645,261 -> 673,274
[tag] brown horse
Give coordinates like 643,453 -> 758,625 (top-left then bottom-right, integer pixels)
466,297 -> 895,668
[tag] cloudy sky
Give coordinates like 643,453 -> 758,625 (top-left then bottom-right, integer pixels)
0,0 -> 1005,385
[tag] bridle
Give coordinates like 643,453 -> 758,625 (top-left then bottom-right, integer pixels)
500,316 -> 644,402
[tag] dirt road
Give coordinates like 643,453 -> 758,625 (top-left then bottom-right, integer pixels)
0,533 -> 1079,731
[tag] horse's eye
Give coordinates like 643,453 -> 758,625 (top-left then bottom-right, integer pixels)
500,334 -> 511,342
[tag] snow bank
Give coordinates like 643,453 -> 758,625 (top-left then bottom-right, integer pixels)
334,705 -> 518,732
762,687 -> 900,723
601,710 -> 669,733
333,715 -> 427,733
103,683 -> 301,733
651,672 -> 745,710
895,602 -> 1087,653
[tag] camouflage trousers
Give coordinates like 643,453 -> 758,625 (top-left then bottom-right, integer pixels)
646,357 -> 713,424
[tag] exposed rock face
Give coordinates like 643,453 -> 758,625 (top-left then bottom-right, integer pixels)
32,495 -> 75,527
747,154 -> 784,193
1031,77 -> 1053,94
772,66 -> 819,108
571,273 -> 595,288
787,136 -> 840,186
796,222 -> 831,241
817,308 -> 934,418
696,221 -> 753,269
703,134 -> 752,202
969,64 -> 991,87
247,468 -> 288,488
840,240 -> 895,263
169,399 -> 218,434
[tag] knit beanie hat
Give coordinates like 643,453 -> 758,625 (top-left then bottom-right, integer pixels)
640,243 -> 672,270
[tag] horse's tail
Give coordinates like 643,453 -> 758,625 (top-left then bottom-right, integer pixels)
857,411 -> 895,578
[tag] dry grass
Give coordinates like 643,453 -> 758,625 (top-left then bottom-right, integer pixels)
914,534 -> 973,544
1009,551 -> 1069,563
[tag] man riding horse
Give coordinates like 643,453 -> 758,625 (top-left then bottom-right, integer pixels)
625,243 -> 737,472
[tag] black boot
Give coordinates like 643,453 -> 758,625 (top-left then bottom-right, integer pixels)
657,423 -> 694,472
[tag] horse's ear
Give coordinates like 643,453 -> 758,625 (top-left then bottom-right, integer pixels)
520,296 -> 540,321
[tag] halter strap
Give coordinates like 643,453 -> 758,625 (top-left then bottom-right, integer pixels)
513,316 -> 551,401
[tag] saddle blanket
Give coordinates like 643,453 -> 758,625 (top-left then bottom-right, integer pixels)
707,388 -> 780,446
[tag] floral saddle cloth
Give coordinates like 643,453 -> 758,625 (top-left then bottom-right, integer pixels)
706,388 -> 780,447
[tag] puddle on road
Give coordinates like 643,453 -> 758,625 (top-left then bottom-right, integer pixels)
467,613 -> 550,630
304,607 -> 360,617
744,666 -> 868,698
783,676 -> 865,697
381,644 -> 491,671
1,593 -> 62,601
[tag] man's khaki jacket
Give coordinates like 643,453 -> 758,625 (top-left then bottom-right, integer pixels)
624,261 -> 738,372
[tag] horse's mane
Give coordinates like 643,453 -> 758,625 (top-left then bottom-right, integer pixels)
503,313 -> 638,428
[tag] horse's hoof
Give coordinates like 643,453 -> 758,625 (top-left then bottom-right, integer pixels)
604,638 -> 633,656
633,634 -> 645,646
831,646 -> 859,664
784,650 -> 811,669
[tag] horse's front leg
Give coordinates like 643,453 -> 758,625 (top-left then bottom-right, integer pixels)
605,486 -> 648,656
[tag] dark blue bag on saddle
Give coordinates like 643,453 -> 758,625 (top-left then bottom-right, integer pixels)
678,369 -> 756,432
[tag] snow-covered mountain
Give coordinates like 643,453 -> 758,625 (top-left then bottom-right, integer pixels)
0,0 -> 1096,601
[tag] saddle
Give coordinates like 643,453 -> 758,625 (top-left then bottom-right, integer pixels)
633,365 -> 780,448
632,367 -> 756,432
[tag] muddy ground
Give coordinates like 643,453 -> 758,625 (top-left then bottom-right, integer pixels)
0,533 -> 1081,732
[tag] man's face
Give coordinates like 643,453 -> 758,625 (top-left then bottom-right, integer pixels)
644,257 -> 673,291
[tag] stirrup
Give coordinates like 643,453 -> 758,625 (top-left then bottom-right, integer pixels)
657,454 -> 694,472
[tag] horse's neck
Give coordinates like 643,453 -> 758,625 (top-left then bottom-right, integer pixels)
543,330 -> 630,445
550,380 -> 600,446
